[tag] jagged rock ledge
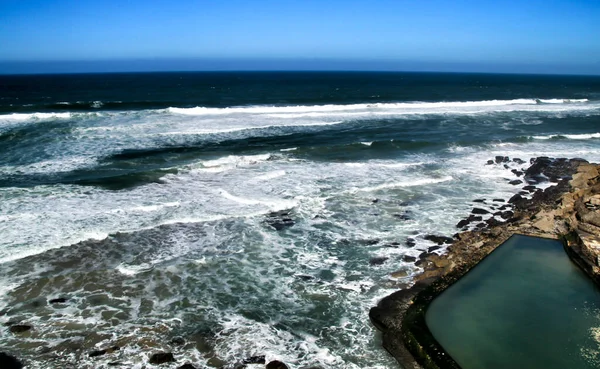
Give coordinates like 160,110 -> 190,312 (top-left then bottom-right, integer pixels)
369,157 -> 600,369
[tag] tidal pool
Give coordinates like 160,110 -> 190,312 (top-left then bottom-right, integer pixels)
426,234 -> 600,369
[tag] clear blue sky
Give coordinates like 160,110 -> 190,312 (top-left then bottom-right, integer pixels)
1,0 -> 599,74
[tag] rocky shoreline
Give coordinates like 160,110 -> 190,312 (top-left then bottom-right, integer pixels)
370,157 -> 600,369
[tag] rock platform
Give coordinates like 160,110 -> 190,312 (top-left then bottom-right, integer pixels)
370,157 -> 600,369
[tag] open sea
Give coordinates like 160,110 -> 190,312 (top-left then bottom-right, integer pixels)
1,71 -> 600,369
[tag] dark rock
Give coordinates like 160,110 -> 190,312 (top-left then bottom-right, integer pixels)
297,275 -> 314,281
493,198 -> 505,202
405,238 -> 416,247
49,297 -> 68,304
402,255 -> 417,263
508,179 -> 523,185
503,164 -> 510,169
486,217 -> 503,227
265,210 -> 295,230
499,211 -> 514,219
149,352 -> 176,365
508,194 -> 524,204
369,257 -> 389,266
89,350 -> 107,358
523,185 -> 537,192
266,361 -> 289,369
471,208 -> 490,215
513,157 -> 525,164
242,356 -> 266,364
473,199 -> 486,203
177,364 -> 197,369
475,222 -> 487,228
495,155 -> 509,164
9,325 -> 31,334
486,160 -> 494,165
0,352 -> 22,369
456,219 -> 470,228
170,337 -> 186,346
90,346 -> 119,357
428,246 -> 441,253
383,242 -> 401,248
393,213 -> 411,221
511,169 -> 524,177
423,235 -> 453,245
372,198 -> 379,204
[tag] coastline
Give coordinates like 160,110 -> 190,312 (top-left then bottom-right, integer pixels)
370,157 -> 600,369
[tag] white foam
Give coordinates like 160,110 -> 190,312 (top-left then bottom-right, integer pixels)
165,98 -> 595,119
352,176 -> 453,192
0,112 -> 72,122
533,133 -> 600,140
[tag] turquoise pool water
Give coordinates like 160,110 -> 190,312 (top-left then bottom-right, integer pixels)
426,235 -> 600,369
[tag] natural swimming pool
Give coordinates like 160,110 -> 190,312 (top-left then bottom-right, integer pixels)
426,234 -> 600,369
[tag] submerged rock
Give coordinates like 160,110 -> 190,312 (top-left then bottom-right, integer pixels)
369,257 -> 389,266
0,352 -> 22,369
264,210 -> 295,230
149,352 -> 176,365
9,325 -> 32,334
266,360 -> 289,369
242,356 -> 265,364
48,297 -> 68,304
423,235 -> 453,245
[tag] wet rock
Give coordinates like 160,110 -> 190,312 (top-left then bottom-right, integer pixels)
265,210 -> 295,230
471,208 -> 490,215
511,169 -> 524,177
371,198 -> 379,204
423,235 -> 453,245
405,238 -> 416,247
428,246 -> 441,253
456,219 -> 469,228
508,194 -> 525,204
89,350 -> 107,358
149,352 -> 176,365
391,269 -> 409,278
402,255 -> 416,263
266,360 -> 289,369
48,297 -> 68,304
369,257 -> 389,266
0,352 -> 22,369
393,212 -> 411,221
90,346 -> 120,358
495,155 -> 509,164
508,179 -> 523,185
486,160 -> 494,165
170,337 -> 186,346
523,185 -> 537,192
486,217 -> 503,227
513,157 -> 525,164
9,325 -> 31,334
473,199 -> 486,203
297,274 -> 314,281
499,210 -> 514,219
493,198 -> 505,202
242,356 -> 266,364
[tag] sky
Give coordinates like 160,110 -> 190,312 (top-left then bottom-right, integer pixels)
1,0 -> 599,74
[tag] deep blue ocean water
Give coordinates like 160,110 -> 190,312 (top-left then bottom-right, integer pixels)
1,72 -> 600,368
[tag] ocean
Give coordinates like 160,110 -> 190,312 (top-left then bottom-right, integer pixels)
1,71 -> 600,369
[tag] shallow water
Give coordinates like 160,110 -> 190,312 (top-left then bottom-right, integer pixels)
426,235 -> 600,369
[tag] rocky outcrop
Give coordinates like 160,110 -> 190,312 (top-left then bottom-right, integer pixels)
370,157 -> 600,369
